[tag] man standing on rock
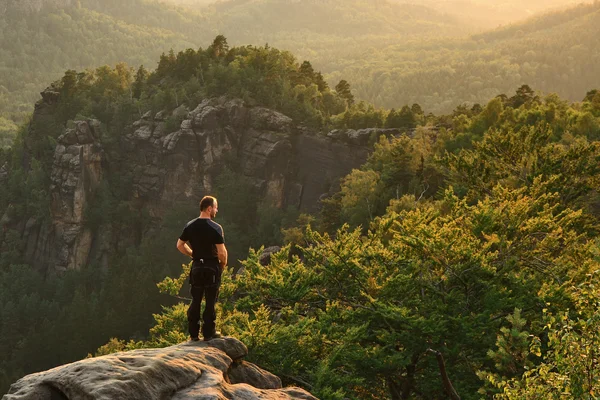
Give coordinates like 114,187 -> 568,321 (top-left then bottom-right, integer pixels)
177,196 -> 228,341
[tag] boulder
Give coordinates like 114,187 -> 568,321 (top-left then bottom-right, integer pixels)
3,337 -> 318,400
250,107 -> 293,132
259,246 -> 282,266
229,361 -> 283,389
74,121 -> 95,144
191,105 -> 220,130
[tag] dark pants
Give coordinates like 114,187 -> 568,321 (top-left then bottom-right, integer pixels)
187,260 -> 221,339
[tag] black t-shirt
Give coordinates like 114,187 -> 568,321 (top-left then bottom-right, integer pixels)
179,218 -> 224,260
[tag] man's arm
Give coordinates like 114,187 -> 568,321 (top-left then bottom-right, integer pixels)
176,239 -> 193,258
216,243 -> 227,269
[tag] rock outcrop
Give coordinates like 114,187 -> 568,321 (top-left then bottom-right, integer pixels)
2,94 -> 376,274
3,337 -> 317,400
119,96 -> 369,216
259,246 -> 282,266
50,120 -> 105,272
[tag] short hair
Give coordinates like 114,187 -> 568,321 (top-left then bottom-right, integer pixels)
200,196 -> 217,211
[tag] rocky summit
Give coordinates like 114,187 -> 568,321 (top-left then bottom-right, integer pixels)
2,337 -> 317,400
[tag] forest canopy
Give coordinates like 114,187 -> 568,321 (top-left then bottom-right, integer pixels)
88,78 -> 600,398
3,36 -> 598,397
1,0 -> 600,396
1,0 -> 600,147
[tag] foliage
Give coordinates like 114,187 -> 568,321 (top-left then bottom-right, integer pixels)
143,177 -> 595,398
0,0 -> 465,135
0,38 -> 320,393
126,85 -> 600,399
3,0 -> 600,148
1,14 -> 600,396
327,3 -> 600,114
494,268 -> 600,399
0,118 -> 18,149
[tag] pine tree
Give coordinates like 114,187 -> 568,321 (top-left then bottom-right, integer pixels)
132,65 -> 149,99
335,79 -> 354,107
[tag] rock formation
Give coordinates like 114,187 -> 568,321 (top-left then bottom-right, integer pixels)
2,93 -> 374,274
120,97 -> 370,216
2,337 -> 318,400
50,120 -> 105,272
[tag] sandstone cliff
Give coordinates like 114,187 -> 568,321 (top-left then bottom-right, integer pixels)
2,337 -> 318,400
1,92 -> 380,274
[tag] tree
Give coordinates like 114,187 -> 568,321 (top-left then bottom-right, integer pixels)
156,50 -> 177,77
339,169 -> 380,227
496,272 -> 600,399
132,65 -> 149,99
314,72 -> 329,92
397,105 -> 416,128
298,61 -> 315,85
411,103 -> 423,116
387,105 -> 416,128
509,84 -> 537,108
210,35 -> 229,59
335,79 -> 354,107
583,89 -> 598,102
60,69 -> 78,97
471,103 -> 483,115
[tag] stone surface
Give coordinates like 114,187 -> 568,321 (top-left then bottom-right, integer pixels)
47,120 -> 104,271
196,336 -> 249,361
249,107 -> 293,132
3,337 -> 317,400
229,361 -> 283,389
5,97 -> 374,275
259,246 -> 282,266
12,119 -> 106,273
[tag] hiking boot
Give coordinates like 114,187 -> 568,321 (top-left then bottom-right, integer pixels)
190,336 -> 200,342
203,331 -> 222,341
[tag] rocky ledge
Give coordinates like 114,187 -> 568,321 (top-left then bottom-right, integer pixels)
3,337 -> 317,400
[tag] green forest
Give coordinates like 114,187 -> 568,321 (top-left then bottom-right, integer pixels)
1,31 -> 600,397
1,0 -> 600,149
101,82 -> 600,398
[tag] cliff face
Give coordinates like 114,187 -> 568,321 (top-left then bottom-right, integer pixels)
2,94 -> 373,274
2,336 -> 318,400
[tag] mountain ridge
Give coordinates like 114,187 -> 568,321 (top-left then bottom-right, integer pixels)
472,2 -> 600,41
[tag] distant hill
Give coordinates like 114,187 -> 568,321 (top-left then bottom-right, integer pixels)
0,0 -> 472,149
0,0 -> 200,122
159,0 -> 215,5
0,0 -> 466,124
472,1 -> 600,40
335,2 -> 600,113
207,0 -> 465,37
1,0 -> 599,147
397,0 -> 596,28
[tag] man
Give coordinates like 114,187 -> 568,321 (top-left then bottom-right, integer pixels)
176,195 -> 228,341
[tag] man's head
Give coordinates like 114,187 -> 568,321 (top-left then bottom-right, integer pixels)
200,196 -> 218,219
